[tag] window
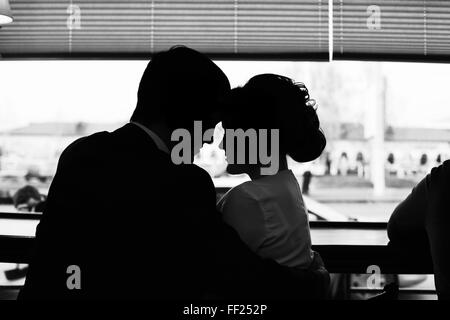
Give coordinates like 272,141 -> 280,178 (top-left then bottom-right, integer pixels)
1,59 -> 449,224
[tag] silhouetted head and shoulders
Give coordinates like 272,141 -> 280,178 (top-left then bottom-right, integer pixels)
63,46 -> 230,165
20,46 -> 232,300
218,74 -> 326,270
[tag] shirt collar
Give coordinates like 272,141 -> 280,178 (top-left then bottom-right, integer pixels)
130,121 -> 170,154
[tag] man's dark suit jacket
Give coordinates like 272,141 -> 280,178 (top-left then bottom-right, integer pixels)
19,123 -> 328,300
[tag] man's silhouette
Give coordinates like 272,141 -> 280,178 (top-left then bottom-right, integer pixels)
20,46 -> 328,299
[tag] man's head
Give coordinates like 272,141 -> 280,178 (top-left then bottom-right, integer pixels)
13,185 -> 42,212
131,46 -> 230,140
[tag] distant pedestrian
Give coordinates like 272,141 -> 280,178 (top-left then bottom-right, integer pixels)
324,152 -> 332,175
387,153 -> 396,176
436,154 -> 442,165
338,152 -> 349,176
302,171 -> 312,195
420,153 -> 428,166
356,152 -> 365,178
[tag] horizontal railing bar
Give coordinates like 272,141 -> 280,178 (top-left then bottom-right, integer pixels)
0,212 -> 42,220
0,235 -> 434,274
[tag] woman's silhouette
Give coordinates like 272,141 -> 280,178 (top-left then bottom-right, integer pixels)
218,74 -> 326,272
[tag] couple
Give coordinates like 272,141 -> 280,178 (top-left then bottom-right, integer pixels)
19,46 -> 328,300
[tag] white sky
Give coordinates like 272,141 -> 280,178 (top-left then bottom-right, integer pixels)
1,60 -> 450,131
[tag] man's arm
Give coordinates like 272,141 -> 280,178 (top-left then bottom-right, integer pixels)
423,162 -> 450,300
189,167 -> 329,299
387,177 -> 428,246
387,162 -> 450,300
19,136 -> 92,300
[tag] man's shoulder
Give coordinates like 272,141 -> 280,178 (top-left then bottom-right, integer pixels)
176,164 -> 212,180
429,160 -> 450,180
440,160 -> 450,173
60,131 -> 111,159
175,164 -> 216,194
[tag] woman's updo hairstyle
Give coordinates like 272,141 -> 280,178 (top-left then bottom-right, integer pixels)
223,74 -> 326,163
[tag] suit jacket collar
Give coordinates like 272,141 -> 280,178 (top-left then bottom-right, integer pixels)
129,121 -> 170,154
113,123 -> 169,158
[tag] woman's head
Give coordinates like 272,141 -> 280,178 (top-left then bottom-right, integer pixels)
222,74 -> 326,177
